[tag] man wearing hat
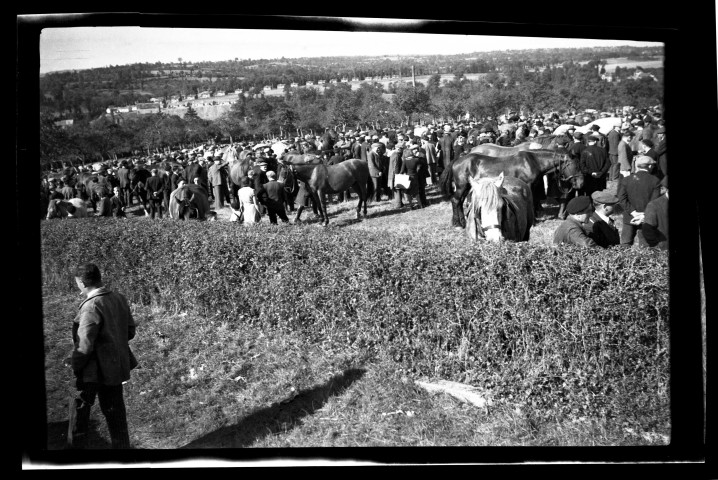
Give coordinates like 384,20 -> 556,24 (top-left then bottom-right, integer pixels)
116,160 -> 132,207
399,143 -> 428,209
587,190 -> 620,248
208,155 -> 230,210
387,143 -> 406,208
568,131 -> 585,161
144,168 -> 165,219
579,133 -> 610,197
618,130 -> 635,177
552,196 -> 599,248
617,155 -> 661,247
367,142 -> 386,202
642,176 -> 669,250
607,124 -> 622,181
438,125 -> 454,174
262,171 -> 290,224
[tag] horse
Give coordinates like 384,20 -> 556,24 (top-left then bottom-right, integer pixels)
438,149 -> 584,228
470,134 -> 570,157
168,184 -> 211,220
74,172 -> 109,212
319,128 -> 339,154
470,135 -> 579,220
280,152 -> 324,165
46,198 -> 88,220
128,167 -> 152,211
283,158 -> 374,226
465,172 -> 534,242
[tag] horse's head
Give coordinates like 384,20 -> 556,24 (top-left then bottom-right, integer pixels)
175,186 -> 193,220
555,151 -> 584,190
277,161 -> 296,195
46,199 -> 75,219
467,173 -> 507,243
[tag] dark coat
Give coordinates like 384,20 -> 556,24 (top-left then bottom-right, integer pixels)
587,212 -> 620,248
263,180 -> 288,209
552,217 -> 599,248
439,134 -> 454,165
616,170 -> 661,224
116,167 -> 131,188
72,287 -> 137,385
145,175 -> 165,199
367,150 -> 383,177
607,129 -> 621,155
643,194 -> 668,250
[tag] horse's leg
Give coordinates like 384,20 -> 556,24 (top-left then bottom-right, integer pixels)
452,183 -> 471,229
354,182 -> 364,218
315,189 -> 328,225
557,198 -> 567,220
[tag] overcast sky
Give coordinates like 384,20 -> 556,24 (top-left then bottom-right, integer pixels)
39,23 -> 662,74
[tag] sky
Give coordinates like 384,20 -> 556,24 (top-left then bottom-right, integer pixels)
39,22 -> 663,74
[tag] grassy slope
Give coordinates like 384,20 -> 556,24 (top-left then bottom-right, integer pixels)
43,184 -> 669,450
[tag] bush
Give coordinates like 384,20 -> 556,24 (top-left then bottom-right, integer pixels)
41,219 -> 669,426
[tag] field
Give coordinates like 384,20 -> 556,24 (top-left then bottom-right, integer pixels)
40,183 -> 670,453
579,57 -> 664,73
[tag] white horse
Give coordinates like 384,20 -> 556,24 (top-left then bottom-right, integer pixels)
46,198 -> 88,219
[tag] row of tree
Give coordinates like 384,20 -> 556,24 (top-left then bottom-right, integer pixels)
40,60 -> 663,170
40,45 -> 663,121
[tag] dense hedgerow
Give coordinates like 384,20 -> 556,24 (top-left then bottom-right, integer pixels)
41,219 -> 669,426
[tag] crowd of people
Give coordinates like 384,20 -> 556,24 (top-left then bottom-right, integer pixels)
42,105 -> 667,250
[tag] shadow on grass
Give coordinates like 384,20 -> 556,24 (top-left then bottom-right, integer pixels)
180,367 -> 366,449
46,419 -> 113,450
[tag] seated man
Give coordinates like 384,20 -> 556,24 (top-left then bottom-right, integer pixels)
587,190 -> 620,248
552,196 -> 599,248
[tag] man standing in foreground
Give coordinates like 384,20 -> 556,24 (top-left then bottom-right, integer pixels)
67,263 -> 138,449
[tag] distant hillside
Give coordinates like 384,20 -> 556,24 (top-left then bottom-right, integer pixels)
40,45 -> 664,121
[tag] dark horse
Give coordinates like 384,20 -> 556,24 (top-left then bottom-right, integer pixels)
438,149 -> 584,228
168,184 -> 211,220
75,172 -> 110,213
465,173 -> 534,242
319,128 -> 339,155
282,158 -> 374,226
128,167 -> 151,213
470,134 -> 578,220
470,134 -> 570,157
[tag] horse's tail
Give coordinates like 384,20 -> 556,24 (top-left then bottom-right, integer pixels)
438,159 -> 455,200
365,174 -> 375,203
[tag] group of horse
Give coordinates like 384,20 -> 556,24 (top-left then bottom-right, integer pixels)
438,134 -> 585,242
45,129 -> 585,244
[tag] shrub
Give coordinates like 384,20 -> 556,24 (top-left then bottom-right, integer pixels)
41,219 -> 669,425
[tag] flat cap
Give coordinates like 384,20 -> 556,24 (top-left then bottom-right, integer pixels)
591,190 -> 619,205
566,196 -> 593,215
635,155 -> 657,166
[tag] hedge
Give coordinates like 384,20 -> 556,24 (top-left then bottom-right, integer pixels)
41,219 -> 669,425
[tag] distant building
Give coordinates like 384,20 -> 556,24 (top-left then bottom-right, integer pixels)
277,84 -> 285,89
364,77 -> 372,81
317,80 -> 325,85
351,77 -> 359,82
329,79 -> 338,84
341,78 -> 349,83
54,119 -> 74,128
118,107 -> 130,113
263,85 -> 272,91
290,82 -> 299,88
149,97 -> 161,103
306,81 -> 314,86
215,90 -> 226,96
199,91 -> 211,99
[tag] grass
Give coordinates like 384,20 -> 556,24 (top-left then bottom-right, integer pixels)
42,184 -> 669,451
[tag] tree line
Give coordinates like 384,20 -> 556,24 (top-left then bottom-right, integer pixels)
40,45 -> 663,121
40,57 -> 663,170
